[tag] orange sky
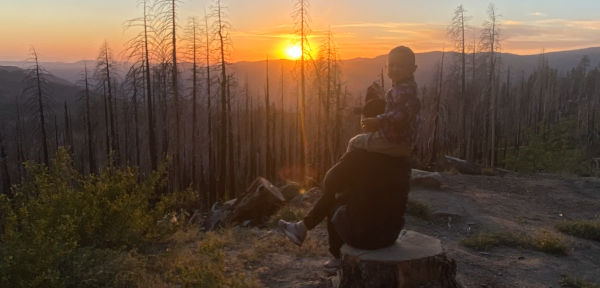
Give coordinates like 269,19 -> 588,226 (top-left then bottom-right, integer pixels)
1,1 -> 599,62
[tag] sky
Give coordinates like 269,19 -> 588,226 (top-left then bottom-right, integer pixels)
1,0 -> 599,62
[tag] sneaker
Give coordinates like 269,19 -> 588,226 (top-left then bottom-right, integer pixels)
278,220 -> 307,246
323,258 -> 341,269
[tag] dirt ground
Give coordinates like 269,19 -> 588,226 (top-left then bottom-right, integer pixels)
223,172 -> 600,288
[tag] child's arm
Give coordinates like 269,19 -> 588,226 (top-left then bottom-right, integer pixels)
376,86 -> 420,141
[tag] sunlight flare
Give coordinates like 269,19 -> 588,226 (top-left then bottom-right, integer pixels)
285,44 -> 302,60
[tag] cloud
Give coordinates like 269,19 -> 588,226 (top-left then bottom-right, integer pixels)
500,18 -> 600,53
530,12 -> 546,17
230,19 -> 600,60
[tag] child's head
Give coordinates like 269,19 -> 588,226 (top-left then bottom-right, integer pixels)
387,46 -> 417,83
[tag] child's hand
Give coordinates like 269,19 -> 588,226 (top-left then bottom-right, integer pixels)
361,117 -> 380,132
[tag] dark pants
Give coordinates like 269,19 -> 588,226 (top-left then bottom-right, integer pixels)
303,156 -> 349,258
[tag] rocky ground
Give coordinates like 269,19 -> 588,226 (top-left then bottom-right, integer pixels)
213,172 -> 600,287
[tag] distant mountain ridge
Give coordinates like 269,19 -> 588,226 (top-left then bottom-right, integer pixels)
1,47 -> 599,104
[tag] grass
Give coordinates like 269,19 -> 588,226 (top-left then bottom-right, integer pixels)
267,206 -> 305,228
406,198 -> 432,221
560,275 -> 600,288
461,229 -> 569,255
137,228 -> 262,288
556,220 -> 600,242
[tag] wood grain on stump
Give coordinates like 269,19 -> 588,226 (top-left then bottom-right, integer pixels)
339,230 -> 462,288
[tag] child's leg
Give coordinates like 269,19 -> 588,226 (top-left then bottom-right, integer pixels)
346,133 -> 370,153
364,131 -> 411,157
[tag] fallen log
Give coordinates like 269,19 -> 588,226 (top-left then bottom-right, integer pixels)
339,230 -> 462,288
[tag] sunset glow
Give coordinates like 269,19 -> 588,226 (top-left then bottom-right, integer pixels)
1,1 -> 599,62
285,44 -> 302,60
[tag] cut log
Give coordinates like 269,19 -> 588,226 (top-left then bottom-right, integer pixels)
411,169 -> 443,190
339,230 -> 462,288
225,177 -> 286,226
444,155 -> 482,175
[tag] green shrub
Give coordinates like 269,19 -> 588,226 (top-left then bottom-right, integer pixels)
503,120 -> 588,174
0,148 -> 197,287
556,220 -> 600,241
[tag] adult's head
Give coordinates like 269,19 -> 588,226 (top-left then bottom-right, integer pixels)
361,98 -> 386,119
387,46 -> 417,83
365,82 -> 384,103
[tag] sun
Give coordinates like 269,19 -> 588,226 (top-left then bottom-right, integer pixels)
285,44 -> 302,60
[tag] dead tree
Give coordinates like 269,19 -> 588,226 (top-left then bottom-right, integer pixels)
125,0 -> 158,171
23,48 -> 50,166
184,16 -> 201,189
0,132 -> 11,196
227,74 -> 236,198
480,3 -> 501,167
154,0 -> 182,189
432,51 -> 445,163
264,57 -> 272,179
293,0 -> 310,183
204,11 -> 216,205
96,41 -> 119,166
448,5 -> 470,158
211,0 -> 231,200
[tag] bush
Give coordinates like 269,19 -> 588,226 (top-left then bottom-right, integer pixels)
503,120 -> 588,174
0,148 -> 194,287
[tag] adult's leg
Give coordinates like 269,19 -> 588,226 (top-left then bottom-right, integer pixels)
303,151 -> 362,230
326,214 -> 343,258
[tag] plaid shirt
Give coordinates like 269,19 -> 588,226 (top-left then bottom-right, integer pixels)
376,81 -> 420,146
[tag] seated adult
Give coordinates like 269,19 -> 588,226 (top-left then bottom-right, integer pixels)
279,96 -> 411,268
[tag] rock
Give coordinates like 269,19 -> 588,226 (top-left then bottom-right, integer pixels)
202,198 -> 236,231
444,155 -> 482,175
339,230 -> 462,288
411,169 -> 443,190
280,182 -> 302,201
225,177 -> 286,226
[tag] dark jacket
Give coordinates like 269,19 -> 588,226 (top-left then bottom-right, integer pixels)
332,149 -> 410,250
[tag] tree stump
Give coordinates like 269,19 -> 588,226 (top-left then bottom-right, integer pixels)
339,230 -> 462,288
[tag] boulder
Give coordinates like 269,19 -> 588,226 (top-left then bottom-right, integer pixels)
279,182 -> 302,201
202,177 -> 286,230
225,177 -> 286,226
411,169 -> 443,190
444,155 -> 482,175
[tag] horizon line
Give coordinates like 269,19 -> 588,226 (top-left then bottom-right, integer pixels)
1,46 -> 599,65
